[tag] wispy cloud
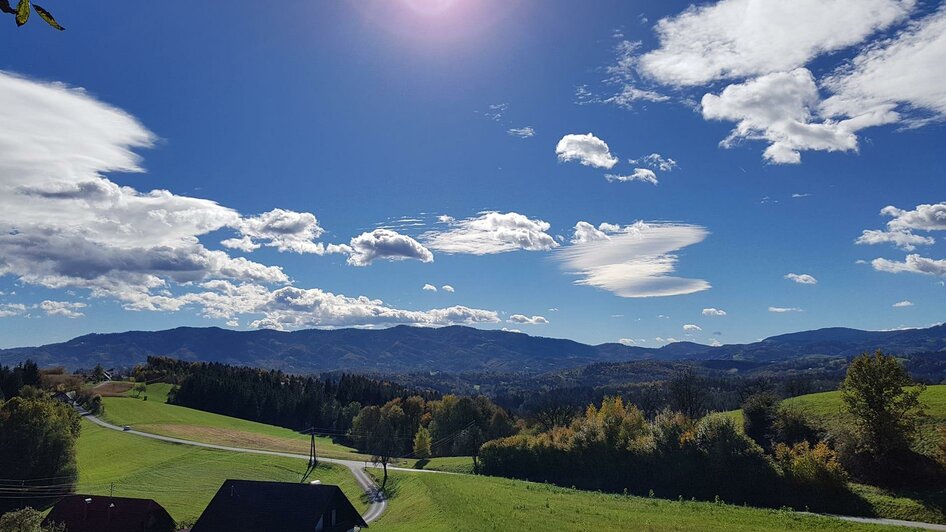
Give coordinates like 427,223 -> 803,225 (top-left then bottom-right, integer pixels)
605,168 -> 658,185
769,306 -> 803,313
785,273 -> 818,285
558,221 -> 710,298
507,126 -> 535,138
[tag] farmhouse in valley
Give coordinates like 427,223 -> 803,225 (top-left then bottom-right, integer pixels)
42,494 -> 175,532
190,479 -> 368,532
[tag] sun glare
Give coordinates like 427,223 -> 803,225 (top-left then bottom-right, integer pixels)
351,0 -> 517,46
404,0 -> 458,16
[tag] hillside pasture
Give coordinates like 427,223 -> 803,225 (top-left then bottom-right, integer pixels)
99,383 -> 472,472
75,421 -> 367,523
366,470 -> 900,531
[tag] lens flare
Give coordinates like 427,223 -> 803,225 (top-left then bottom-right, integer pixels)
350,0 -> 520,46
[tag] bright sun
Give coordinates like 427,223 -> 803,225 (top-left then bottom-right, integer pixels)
403,0 -> 458,16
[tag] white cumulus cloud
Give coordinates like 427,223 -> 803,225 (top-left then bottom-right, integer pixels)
872,255 -> 946,276
702,308 -> 727,317
507,314 -> 549,325
39,300 -> 87,318
683,324 -> 702,332
701,68 -> 858,164
345,228 -> 433,267
638,0 -> 915,86
423,211 -> 558,255
441,285 -> 455,293
422,284 -> 438,292
0,71 -> 503,330
223,209 -> 326,254
893,300 -> 914,307
555,133 -> 619,169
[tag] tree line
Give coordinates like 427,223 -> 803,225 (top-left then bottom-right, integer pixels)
479,351 -> 945,514
350,393 -> 516,487
150,357 -> 438,435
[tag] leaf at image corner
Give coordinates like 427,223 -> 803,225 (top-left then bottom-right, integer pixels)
33,3 -> 63,30
15,0 -> 28,26
0,0 -> 16,15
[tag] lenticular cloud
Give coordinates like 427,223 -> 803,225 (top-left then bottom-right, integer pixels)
558,221 -> 710,298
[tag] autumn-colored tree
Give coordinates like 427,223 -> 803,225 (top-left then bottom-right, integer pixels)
412,426 -> 432,459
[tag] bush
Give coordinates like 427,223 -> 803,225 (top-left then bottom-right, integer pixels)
742,393 -> 778,449
775,441 -> 847,492
771,406 -> 821,446
691,414 -> 780,506
0,508 -> 65,532
483,401 -> 783,508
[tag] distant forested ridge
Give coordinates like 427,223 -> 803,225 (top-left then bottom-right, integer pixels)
5,323 -> 946,375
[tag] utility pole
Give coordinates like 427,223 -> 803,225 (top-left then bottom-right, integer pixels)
301,427 -> 318,483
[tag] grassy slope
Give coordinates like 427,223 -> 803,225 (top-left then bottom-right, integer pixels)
366,471 -> 900,532
723,385 -> 946,454
723,385 -> 946,525
782,385 -> 946,452
101,383 -> 364,460
100,382 -> 466,471
76,421 -> 367,523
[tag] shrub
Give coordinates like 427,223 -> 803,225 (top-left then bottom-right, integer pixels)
0,507 -> 65,532
742,393 -> 778,449
775,441 -> 847,491
691,414 -> 780,506
772,406 -> 821,446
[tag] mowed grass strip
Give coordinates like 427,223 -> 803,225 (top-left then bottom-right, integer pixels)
99,383 -> 365,460
365,471 -> 901,532
76,421 -> 368,522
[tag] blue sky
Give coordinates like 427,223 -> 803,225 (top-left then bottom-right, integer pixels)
0,0 -> 944,349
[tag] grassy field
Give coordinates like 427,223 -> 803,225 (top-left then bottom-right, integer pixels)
98,382 -> 470,472
723,385 -> 946,452
75,421 -> 368,523
99,383 -> 366,460
366,471 -> 901,531
721,385 -> 946,525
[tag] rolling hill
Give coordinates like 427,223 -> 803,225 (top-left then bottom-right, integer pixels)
2,323 -> 945,375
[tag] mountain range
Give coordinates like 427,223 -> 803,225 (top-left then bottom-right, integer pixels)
2,323 -> 945,375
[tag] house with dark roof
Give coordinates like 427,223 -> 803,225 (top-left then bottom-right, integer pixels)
42,494 -> 175,532
191,480 -> 367,532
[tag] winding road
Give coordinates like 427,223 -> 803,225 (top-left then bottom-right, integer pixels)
77,408 -> 394,524
77,408 -> 946,531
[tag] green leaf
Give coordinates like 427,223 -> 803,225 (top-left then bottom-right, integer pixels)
14,0 -> 28,26
0,0 -> 16,16
32,3 -> 63,30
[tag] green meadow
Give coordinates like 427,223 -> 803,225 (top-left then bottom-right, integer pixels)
98,382 -> 474,472
75,421 -> 367,523
366,470 -> 900,532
